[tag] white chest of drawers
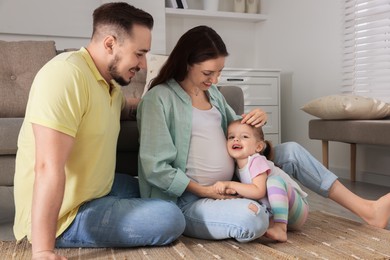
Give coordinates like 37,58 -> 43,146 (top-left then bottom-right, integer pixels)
218,68 -> 281,145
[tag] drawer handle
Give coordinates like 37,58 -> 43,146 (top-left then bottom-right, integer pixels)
226,78 -> 244,81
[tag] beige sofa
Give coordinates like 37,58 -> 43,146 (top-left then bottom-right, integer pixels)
0,40 -> 244,241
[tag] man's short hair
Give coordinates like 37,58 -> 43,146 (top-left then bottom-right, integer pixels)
91,2 -> 154,41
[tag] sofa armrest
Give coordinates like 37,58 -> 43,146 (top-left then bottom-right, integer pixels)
218,85 -> 244,115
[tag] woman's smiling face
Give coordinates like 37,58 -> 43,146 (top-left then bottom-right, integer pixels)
185,56 -> 225,91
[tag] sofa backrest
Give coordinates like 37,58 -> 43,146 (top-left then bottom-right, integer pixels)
0,40 -> 57,118
218,85 -> 244,115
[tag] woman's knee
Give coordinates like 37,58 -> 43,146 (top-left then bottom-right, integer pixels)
235,201 -> 269,242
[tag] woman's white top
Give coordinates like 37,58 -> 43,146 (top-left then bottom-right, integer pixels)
186,106 -> 234,185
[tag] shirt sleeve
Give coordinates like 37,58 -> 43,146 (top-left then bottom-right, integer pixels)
137,87 -> 190,198
28,60 -> 87,137
248,155 -> 270,180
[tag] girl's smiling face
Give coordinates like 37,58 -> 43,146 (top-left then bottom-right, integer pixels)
227,122 -> 264,161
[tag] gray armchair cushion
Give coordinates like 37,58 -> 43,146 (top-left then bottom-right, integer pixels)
219,85 -> 244,115
0,40 -> 56,117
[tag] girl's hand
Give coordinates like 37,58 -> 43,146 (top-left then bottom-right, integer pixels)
241,108 -> 267,128
187,181 -> 238,199
212,182 -> 239,198
213,181 -> 228,194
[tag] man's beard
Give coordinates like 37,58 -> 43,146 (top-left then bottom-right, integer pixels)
108,56 -> 131,86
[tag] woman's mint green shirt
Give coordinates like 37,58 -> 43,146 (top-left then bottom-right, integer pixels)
137,79 -> 240,202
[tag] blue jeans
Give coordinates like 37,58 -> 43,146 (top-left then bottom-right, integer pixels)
274,142 -> 338,198
177,142 -> 338,242
55,174 -> 185,248
177,192 -> 270,242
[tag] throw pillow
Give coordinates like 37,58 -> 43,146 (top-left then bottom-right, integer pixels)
143,53 -> 168,96
301,94 -> 390,120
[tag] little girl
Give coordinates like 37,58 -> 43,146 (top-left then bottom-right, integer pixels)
213,120 -> 309,242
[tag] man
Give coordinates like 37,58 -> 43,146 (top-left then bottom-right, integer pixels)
13,3 -> 185,259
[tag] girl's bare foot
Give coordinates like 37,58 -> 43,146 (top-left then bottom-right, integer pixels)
265,222 -> 287,242
364,193 -> 390,228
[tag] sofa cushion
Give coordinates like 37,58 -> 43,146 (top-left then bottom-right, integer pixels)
301,94 -> 390,120
0,186 -> 14,224
0,118 -> 23,154
218,86 -> 244,115
0,40 -> 57,117
121,69 -> 147,99
0,156 -> 15,186
144,53 -> 168,95
0,118 -> 22,188
116,121 -> 139,152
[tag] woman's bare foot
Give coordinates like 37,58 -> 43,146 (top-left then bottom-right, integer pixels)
329,180 -> 390,229
265,222 -> 288,242
363,193 -> 390,228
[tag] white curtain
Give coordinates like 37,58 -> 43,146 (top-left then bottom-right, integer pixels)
342,0 -> 390,103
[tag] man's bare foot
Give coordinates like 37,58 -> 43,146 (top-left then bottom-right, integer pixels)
265,222 -> 287,242
364,193 -> 390,228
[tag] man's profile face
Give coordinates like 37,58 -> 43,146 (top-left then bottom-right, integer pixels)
108,24 -> 151,86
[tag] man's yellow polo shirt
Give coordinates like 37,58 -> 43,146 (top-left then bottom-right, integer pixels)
14,48 -> 125,241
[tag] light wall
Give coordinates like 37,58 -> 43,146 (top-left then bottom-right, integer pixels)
0,0 -> 166,53
257,1 -> 344,157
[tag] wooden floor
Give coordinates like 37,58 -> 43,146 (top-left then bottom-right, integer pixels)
1,178 -> 389,242
304,178 -> 390,229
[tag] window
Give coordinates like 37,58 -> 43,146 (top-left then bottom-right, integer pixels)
342,0 -> 390,102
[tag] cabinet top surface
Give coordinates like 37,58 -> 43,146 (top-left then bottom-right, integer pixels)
223,68 -> 281,72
